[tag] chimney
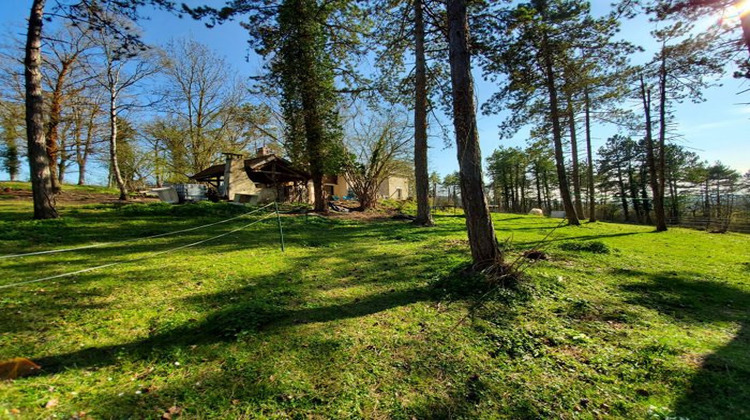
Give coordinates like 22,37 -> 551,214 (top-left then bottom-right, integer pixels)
256,146 -> 272,157
222,152 -> 244,199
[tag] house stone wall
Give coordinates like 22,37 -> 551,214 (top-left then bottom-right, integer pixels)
378,176 -> 409,200
223,155 -> 256,200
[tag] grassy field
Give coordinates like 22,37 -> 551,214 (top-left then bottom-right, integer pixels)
0,181 -> 119,195
0,193 -> 748,419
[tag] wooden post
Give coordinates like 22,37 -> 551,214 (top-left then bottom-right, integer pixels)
274,201 -> 285,252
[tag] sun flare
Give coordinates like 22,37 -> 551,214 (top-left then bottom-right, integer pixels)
721,1 -> 750,27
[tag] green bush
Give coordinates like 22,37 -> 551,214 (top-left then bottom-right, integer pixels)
559,240 -> 611,254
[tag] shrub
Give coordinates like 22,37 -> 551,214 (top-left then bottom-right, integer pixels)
559,240 -> 611,254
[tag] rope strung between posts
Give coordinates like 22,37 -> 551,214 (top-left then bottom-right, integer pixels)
0,211 -> 277,290
0,203 -> 275,260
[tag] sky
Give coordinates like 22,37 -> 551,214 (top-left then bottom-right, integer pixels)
1,0 -> 748,184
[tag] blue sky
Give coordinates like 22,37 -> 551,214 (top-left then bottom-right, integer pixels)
1,0 -> 748,184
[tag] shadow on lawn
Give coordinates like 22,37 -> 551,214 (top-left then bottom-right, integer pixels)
620,271 -> 750,419
27,271 -> 491,417
32,283 -> 432,372
1,209 -> 589,416
18,215 -> 461,360
0,214 -> 473,336
15,216 -> 515,417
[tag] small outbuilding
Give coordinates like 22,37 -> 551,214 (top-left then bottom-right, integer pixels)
191,148 -> 309,204
191,147 -> 410,204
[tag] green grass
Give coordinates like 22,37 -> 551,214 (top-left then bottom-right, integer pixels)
0,181 -> 119,196
0,199 -> 748,419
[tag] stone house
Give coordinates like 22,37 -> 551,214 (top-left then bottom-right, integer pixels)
190,148 -> 409,204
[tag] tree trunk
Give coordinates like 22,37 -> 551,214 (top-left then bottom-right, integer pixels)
670,176 -> 679,222
447,0 -> 501,267
617,166 -> 629,221
58,151 -> 67,184
75,105 -> 92,185
639,76 -> 667,231
412,0 -> 434,226
704,178 -> 710,217
519,166 -> 526,212
656,61 -> 669,230
640,168 -> 653,225
109,89 -> 128,201
432,181 -> 437,209
584,88 -> 596,222
298,67 -> 327,212
535,163 -> 543,209
78,163 -> 86,185
628,162 -> 642,223
541,33 -> 579,226
303,106 -> 325,213
566,94 -> 585,218
24,0 -> 58,219
47,87 -> 63,192
510,166 -> 517,211
46,60 -> 74,193
741,11 -> 750,56
543,170 -> 552,212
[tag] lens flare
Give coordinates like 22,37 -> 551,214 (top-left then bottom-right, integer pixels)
721,1 -> 750,27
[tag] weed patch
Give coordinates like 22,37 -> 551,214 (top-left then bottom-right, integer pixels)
559,240 -> 611,254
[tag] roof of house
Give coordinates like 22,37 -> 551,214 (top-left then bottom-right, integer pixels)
190,154 -> 309,184
191,164 -> 225,180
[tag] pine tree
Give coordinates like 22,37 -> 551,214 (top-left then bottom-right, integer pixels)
446,0 -> 502,268
185,0 -> 365,212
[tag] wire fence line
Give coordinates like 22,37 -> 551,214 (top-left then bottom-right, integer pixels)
0,202 -> 275,260
0,210 -> 279,290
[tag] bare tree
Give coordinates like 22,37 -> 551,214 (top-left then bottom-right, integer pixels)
42,24 -> 95,192
20,0 -> 173,217
343,110 -> 411,210
69,90 -> 106,185
86,15 -> 158,200
159,38 -> 252,174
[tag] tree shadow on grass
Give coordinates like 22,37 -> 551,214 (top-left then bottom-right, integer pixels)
22,259 -> 535,418
31,280 -> 432,374
509,231 -> 643,250
619,271 -> 750,419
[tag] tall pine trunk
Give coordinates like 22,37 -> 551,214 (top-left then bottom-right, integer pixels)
616,166 -> 629,221
656,59 -> 669,231
413,0 -> 433,226
566,95 -> 585,218
541,33 -> 579,226
543,170 -> 552,211
584,88 -> 596,222
639,76 -> 667,231
535,163 -> 543,209
447,0 -> 501,268
627,162 -> 642,223
24,0 -> 58,219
